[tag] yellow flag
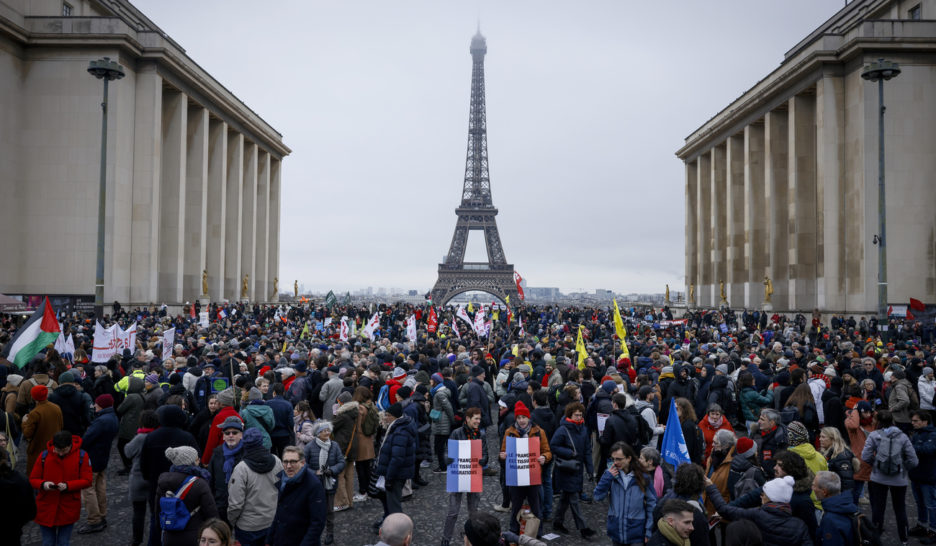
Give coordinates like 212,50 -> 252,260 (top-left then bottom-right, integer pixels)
512,344 -> 519,356
505,295 -> 510,306
300,321 -> 309,339
281,340 -> 287,353
613,299 -> 630,360
467,302 -> 474,313
576,325 -> 587,370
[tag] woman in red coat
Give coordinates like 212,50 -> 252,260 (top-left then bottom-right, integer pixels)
29,431 -> 92,545
698,403 -> 735,461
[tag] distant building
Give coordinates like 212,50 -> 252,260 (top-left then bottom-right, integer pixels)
526,287 -> 561,301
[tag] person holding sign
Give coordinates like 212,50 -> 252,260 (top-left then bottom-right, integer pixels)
441,407 -> 488,546
500,401 -> 551,535
594,441 -> 657,546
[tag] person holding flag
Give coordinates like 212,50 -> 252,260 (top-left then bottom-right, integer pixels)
441,407 -> 488,546
500,400 -> 551,536
660,397 -> 691,470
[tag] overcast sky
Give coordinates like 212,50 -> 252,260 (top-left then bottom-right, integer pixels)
134,0 -> 845,295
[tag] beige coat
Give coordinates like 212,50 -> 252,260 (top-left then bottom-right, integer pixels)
22,399 -> 63,473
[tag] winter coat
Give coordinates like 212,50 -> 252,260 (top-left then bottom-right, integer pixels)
698,416 -> 734,461
824,447 -> 856,492
266,396 -> 295,442
789,442 -> 828,477
331,401 -> 360,462
703,484 -> 813,546
303,439 -> 345,492
910,424 -> 936,485
790,474 -> 820,535
201,405 -> 241,465
0,465 -> 36,544
122,430 -> 151,502
861,425 -> 918,487
16,374 -> 56,414
47,384 -> 92,437
376,414 -> 416,480
817,491 -> 858,546
585,388 -> 614,434
755,423 -> 788,477
21,399 -> 63,473
726,455 -> 766,501
208,441 -> 244,515
887,379 -> 916,424
703,447 -> 733,514
228,445 -> 283,531
449,424 -> 489,468
593,469 -> 657,543
268,466 -> 327,546
844,408 -> 873,482
240,402 -> 274,449
140,405 -> 199,485
354,401 -> 378,461
115,378 -> 145,440
430,386 -> 455,437
465,378 -> 492,427
319,377 -> 343,420
920,377 -> 936,411
650,492 -> 710,546
295,414 -> 315,451
156,469 -> 218,545
599,408 -> 641,455
740,386 -> 773,422
681,419 -> 705,465
501,424 -> 552,469
82,406 -> 118,472
29,435 -> 92,527
551,419 -> 593,492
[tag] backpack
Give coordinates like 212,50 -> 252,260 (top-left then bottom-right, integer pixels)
907,384 -> 920,410
626,405 -> 653,449
874,432 -> 903,476
376,384 -> 391,411
159,476 -> 201,531
732,466 -> 764,500
780,406 -> 799,425
851,512 -> 883,546
285,376 -> 309,406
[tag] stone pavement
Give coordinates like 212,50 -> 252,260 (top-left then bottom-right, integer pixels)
16,428 -> 922,546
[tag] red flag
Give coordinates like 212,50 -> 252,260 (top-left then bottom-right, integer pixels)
910,298 -> 926,312
427,307 -> 438,334
907,310 -> 916,321
514,272 -> 525,301
189,304 -> 195,319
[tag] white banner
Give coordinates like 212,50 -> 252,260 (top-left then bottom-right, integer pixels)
363,312 -> 380,340
199,312 -> 209,328
92,321 -> 138,363
161,328 -> 176,361
340,317 -> 349,342
456,305 -> 472,326
54,333 -> 75,359
406,314 -> 417,343
473,308 -> 486,337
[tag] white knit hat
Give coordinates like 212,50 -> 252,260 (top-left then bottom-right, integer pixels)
762,476 -> 795,503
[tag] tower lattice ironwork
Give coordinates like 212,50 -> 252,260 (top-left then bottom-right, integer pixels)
431,30 -> 518,306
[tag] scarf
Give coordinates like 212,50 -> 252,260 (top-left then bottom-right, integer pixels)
707,413 -> 724,429
430,383 -> 444,398
653,465 -> 665,498
760,424 -> 777,437
222,441 -> 244,483
136,427 -> 155,434
315,437 -> 335,489
280,466 -> 305,492
515,421 -> 531,437
656,517 -> 690,546
170,464 -> 211,481
565,417 -> 584,426
860,415 -> 874,427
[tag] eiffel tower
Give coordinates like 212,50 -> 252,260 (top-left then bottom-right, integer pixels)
431,29 -> 518,306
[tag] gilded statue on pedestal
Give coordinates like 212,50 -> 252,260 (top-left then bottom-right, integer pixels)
201,270 -> 208,296
241,274 -> 249,299
764,276 -> 773,303
294,280 -> 298,298
719,280 -> 727,305
273,277 -> 278,295
665,284 -> 670,305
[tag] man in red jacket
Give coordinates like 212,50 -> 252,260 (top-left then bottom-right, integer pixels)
202,387 -> 242,465
29,430 -> 92,545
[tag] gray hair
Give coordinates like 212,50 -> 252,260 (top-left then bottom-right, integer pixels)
713,429 -> 736,449
814,470 -> 841,496
760,408 -> 780,426
283,445 -> 304,461
640,446 -> 661,466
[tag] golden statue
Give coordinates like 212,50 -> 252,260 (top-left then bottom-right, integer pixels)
764,275 -> 773,303
719,280 -> 727,304
241,273 -> 249,298
665,284 -> 670,304
689,283 -> 695,303
273,277 -> 278,294
294,280 -> 298,298
201,269 -> 208,296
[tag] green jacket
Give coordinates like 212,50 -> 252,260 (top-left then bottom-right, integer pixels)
740,387 -> 773,422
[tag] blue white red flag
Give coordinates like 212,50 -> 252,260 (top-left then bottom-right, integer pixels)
505,436 -> 541,486
661,397 -> 691,468
446,439 -> 482,493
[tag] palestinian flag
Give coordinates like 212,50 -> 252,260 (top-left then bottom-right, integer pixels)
3,297 -> 60,368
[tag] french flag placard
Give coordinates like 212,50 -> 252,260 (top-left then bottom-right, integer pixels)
505,436 -> 541,486
446,439 -> 482,493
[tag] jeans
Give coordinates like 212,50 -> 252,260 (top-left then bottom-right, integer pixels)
234,526 -> 270,546
538,461 -> 554,518
442,492 -> 481,541
509,485 -> 542,534
869,481 -> 909,541
912,481 -> 936,528
40,524 -> 74,546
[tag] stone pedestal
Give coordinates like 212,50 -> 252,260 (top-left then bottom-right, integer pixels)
762,302 -> 773,312
199,296 -> 209,307
240,298 -> 249,304
271,294 -> 279,303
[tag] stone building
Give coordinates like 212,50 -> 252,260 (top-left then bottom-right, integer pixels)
0,0 -> 289,306
676,0 -> 936,313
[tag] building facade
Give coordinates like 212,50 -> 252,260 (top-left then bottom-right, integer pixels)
0,0 -> 289,306
676,0 -> 936,313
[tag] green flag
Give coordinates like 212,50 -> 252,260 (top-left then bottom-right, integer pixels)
325,290 -> 337,308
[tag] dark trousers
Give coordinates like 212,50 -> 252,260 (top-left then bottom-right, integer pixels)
554,490 -> 586,530
508,485 -> 542,534
146,489 -> 160,546
117,437 -> 132,470
132,500 -> 146,545
434,434 -> 448,470
356,459 -> 373,494
381,478 -> 405,516
271,435 -> 291,459
869,481 -> 909,542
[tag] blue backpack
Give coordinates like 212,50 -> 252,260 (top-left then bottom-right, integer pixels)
159,476 -> 200,531
376,384 -> 391,411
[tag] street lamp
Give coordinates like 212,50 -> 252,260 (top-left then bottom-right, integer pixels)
861,58 -> 900,339
87,56 -> 125,320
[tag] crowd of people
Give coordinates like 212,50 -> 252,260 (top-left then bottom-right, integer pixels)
0,300 -> 934,546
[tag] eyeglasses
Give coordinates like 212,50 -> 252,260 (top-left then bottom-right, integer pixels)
223,430 -> 242,436
282,459 -> 302,466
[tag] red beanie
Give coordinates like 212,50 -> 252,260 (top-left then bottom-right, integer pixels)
31,384 -> 48,402
514,400 -> 530,419
95,394 -> 114,408
736,437 -> 756,459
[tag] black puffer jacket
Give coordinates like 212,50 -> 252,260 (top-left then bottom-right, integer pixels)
704,484 -> 814,546
48,384 -> 92,436
826,448 -> 856,491
140,405 -> 199,485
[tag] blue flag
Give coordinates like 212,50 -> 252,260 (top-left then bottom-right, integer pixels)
661,397 -> 691,468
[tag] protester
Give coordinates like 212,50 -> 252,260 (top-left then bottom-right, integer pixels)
370,513 -> 414,546
227,428 -> 283,546
862,409 -> 918,544
77,394 -> 119,534
698,402 -> 733,461
647,499 -> 695,546
550,401 -> 597,538
123,409 -> 159,546
500,400 -> 551,535
594,441 -> 657,545
652,463 -> 710,546
21,384 -> 63,473
812,471 -> 857,546
703,474 -> 813,546
267,446 -> 326,546
910,410 -> 936,543
0,443 -> 37,545
155,445 -> 217,545
331,391 -> 360,512
302,419 -> 343,544
845,400 -> 874,505
29,431 -> 92,546
754,407 -> 787,477
197,518 -> 233,546
208,416 -> 246,523
240,387 -> 274,449
818,426 -> 855,493
441,406 -> 487,546
352,386 -> 379,502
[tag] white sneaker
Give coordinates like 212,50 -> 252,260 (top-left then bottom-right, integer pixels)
353,494 -> 368,503
420,460 -> 431,468
333,504 -> 350,512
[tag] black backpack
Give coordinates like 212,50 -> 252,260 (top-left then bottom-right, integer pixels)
626,405 -> 653,449
851,512 -> 883,546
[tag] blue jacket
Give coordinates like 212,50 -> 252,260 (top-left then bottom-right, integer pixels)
268,467 -> 326,546
817,492 -> 857,546
910,425 -> 936,485
302,440 -> 345,492
593,470 -> 657,543
82,407 -> 119,472
551,419 -> 593,492
376,414 -> 416,480
267,397 -> 295,441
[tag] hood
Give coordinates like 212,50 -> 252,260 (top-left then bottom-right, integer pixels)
45,434 -> 83,456
53,383 -> 78,398
634,399 -> 653,412
790,443 -> 824,465
821,491 -> 858,515
243,443 -> 277,473
700,365 -> 715,385
127,376 -> 144,394
156,404 -> 189,428
336,400 -> 360,416
710,374 -> 729,390
729,454 -> 754,473
168,383 -> 187,395
793,472 -> 814,494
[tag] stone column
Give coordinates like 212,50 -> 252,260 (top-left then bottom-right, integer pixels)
158,89 -> 187,303
765,108 -> 789,309
788,93 -> 818,311
183,105 -> 208,303
744,122 -> 766,308
268,157 -> 282,301
255,151 -> 270,302
726,134 -> 745,306
206,119 -> 228,301
697,152 -> 712,307
130,64 -> 162,304
224,132 -> 243,302
711,144 -> 727,307
685,160 -> 698,306
816,74 -> 844,311
241,141 -> 258,300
